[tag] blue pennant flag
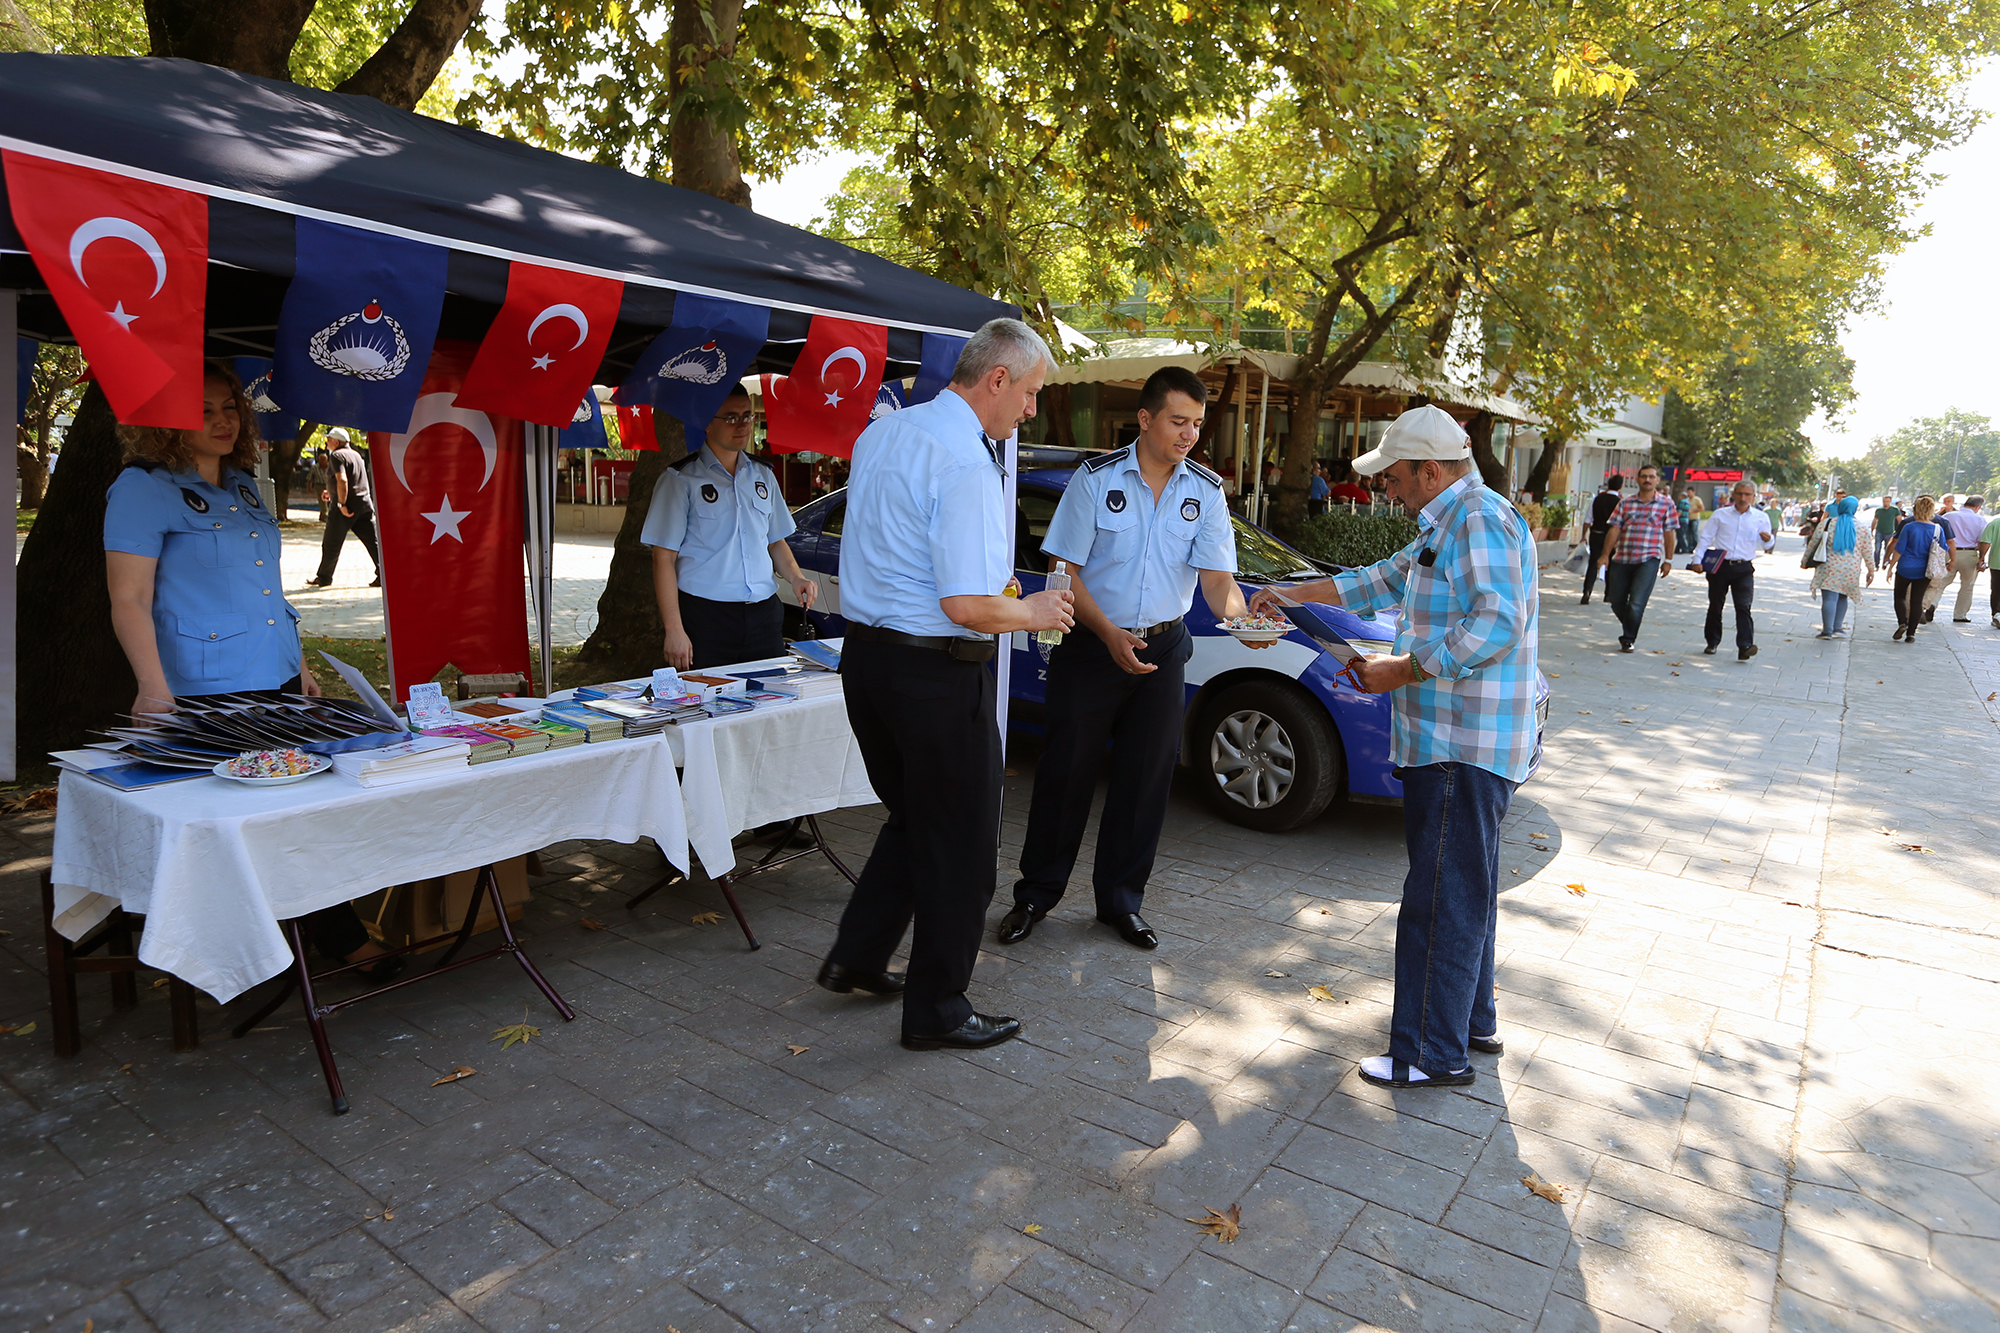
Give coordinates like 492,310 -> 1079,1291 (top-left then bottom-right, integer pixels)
908,332 -> 966,406
618,293 -> 769,449
272,218 -> 447,433
872,379 -> 905,420
15,337 -> 35,426
231,356 -> 300,442
557,389 -> 607,450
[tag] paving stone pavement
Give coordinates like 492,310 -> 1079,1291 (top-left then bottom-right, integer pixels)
1,533 -> 1995,1331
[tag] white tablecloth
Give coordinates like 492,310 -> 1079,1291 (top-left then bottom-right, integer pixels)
52,737 -> 688,1003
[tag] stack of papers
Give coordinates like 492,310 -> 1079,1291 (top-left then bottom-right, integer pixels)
531,720 -> 585,749
539,701 -> 623,741
331,735 -> 470,787
581,698 -> 690,737
418,724 -> 512,763
772,672 -> 844,700
51,748 -> 210,790
478,722 -> 552,756
789,641 -> 841,672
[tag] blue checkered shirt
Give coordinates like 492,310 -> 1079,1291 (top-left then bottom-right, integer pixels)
1329,475 -> 1541,783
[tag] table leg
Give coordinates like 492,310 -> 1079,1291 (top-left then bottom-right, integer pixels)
713,872 -> 761,951
287,918 -> 350,1116
41,873 -> 81,1059
231,971 -> 299,1038
483,866 -> 576,1021
430,866 -> 495,971
169,979 -> 200,1052
806,815 -> 860,887
107,911 -> 138,1012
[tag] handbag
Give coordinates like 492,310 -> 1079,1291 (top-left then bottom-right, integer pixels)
1801,525 -> 1828,569
1925,531 -> 1951,584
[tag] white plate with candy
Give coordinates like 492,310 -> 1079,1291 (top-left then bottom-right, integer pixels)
213,748 -> 333,786
1220,614 -> 1292,643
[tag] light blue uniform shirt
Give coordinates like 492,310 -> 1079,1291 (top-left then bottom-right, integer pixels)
640,450 -> 796,603
103,463 -> 301,697
1042,447 -> 1235,628
838,390 -> 1008,639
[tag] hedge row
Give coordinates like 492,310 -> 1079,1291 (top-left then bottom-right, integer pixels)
1291,512 -> 1422,569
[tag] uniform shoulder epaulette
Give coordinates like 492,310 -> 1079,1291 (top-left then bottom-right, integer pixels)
1083,447 -> 1130,474
668,451 -> 704,472
1184,458 -> 1223,487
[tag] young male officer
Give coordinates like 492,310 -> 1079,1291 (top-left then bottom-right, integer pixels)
999,366 -> 1256,952
642,385 -> 817,669
816,319 -> 1073,1052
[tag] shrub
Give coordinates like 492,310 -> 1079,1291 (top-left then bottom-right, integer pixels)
1293,511 -> 1422,569
1541,498 -> 1573,532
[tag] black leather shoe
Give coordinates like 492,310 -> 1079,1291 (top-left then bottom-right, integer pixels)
1468,1034 -> 1504,1055
1738,644 -> 1759,661
816,960 -> 905,995
1702,644 -> 1717,654
1096,912 -> 1158,950
997,904 -> 1045,945
902,1012 -> 1021,1051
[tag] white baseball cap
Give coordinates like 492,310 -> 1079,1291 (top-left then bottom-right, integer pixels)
1352,404 -> 1471,476
326,427 -> 351,443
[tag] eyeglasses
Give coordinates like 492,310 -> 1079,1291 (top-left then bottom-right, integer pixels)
714,412 -> 755,426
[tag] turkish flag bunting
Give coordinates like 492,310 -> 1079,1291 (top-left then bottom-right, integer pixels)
3,152 -> 207,427
369,340 -> 532,701
459,262 -> 623,427
615,401 -> 658,452
762,315 -> 887,459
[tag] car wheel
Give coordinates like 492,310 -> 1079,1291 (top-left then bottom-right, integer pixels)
1193,680 -> 1343,832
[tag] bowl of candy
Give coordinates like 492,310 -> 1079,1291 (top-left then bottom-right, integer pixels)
1219,614 -> 1293,644
213,748 -> 332,786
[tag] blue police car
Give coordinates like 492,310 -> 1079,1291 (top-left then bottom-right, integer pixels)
780,450 -> 1546,831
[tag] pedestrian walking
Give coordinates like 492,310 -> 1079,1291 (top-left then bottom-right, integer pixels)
1979,507 -> 2000,629
1000,367 -> 1254,953
1809,495 -> 1874,637
304,427 -> 381,588
1251,405 -> 1539,1089
1871,494 -> 1902,566
1698,480 -> 1775,659
1934,495 -> 1986,622
1675,487 -> 1695,553
1892,495 -> 1944,642
1580,474 -> 1622,604
1596,464 -> 1677,651
817,318 -> 1073,1052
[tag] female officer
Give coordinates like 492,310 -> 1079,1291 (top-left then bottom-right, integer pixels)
105,362 -> 399,980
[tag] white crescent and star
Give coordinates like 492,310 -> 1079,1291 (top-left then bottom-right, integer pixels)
421,494 -> 472,543
388,392 -> 499,493
819,346 -> 869,407
525,303 -> 590,370
68,216 -> 168,330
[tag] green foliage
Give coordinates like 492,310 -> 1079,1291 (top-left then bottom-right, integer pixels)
1542,499 -> 1574,534
1862,410 -> 2000,498
1292,512 -> 1420,570
1818,454 -> 1884,499
1658,336 -> 1856,487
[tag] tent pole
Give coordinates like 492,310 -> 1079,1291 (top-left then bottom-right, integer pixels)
524,424 -> 556,694
0,292 -> 15,782
1251,369 -> 1271,525
995,429 -> 1018,839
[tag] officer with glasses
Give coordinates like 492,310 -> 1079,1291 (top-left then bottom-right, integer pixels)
643,384 -> 818,669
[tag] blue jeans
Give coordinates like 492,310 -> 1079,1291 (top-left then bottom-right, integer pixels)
1820,589 -> 1850,635
1604,557 -> 1660,643
1390,762 -> 1518,1074
1874,531 -> 1894,566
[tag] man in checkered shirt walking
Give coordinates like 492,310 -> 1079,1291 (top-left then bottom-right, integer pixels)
1253,405 -> 1540,1090
1596,464 -> 1678,652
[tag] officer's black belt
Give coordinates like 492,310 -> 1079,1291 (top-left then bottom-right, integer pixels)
843,622 -> 997,662
1124,620 -> 1181,638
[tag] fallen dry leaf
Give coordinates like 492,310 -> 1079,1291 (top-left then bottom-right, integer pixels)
1264,969 -> 1291,978
1670,671 -> 1680,676
1577,710 -> 1591,715
1188,1203 -> 1242,1242
431,1066 -> 476,1087
1566,884 -> 1588,896
1023,1222 -> 1043,1235
151,977 -> 171,989
1618,719 -> 1635,725
82,1320 -> 92,1333
1897,843 -> 1936,855
1669,661 -> 1682,666
1530,832 -> 1548,840
1522,1172 -> 1567,1204
1652,649 -> 1665,654
1306,985 -> 1338,1002
0,787 -> 57,814
1547,672 -> 1560,678
1989,692 -> 1997,701
9,1022 -> 33,1036
578,917 -> 606,931
1317,908 -> 1330,915
364,1209 -> 396,1221
490,1022 -> 540,1050
786,1045 -> 810,1056
691,912 -> 722,926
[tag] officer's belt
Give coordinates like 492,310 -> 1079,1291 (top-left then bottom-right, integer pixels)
1124,620 -> 1181,638
843,622 -> 996,662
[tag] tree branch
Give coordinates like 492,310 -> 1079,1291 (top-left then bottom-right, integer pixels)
335,0 -> 482,111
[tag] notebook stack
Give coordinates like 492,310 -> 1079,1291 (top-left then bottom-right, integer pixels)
582,698 -> 693,738
539,701 -> 624,742
477,722 -> 553,757
418,724 -> 513,763
331,735 -> 471,787
530,720 -> 586,749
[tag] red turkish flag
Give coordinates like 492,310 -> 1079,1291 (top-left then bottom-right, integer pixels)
762,315 -> 887,459
458,262 -> 622,427
369,340 -> 531,701
3,152 -> 207,427
615,400 -> 658,451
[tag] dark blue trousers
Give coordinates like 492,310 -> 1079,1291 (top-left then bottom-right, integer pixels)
1389,761 -> 1518,1075
1014,622 -> 1190,917
1604,556 -> 1660,644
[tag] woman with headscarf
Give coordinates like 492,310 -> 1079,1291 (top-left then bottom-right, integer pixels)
1807,495 -> 1874,638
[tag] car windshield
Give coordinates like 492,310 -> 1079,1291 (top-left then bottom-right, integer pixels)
1233,516 -> 1319,581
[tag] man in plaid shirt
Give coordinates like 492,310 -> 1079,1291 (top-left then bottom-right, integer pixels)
1253,405 -> 1539,1091
1596,464 -> 1678,652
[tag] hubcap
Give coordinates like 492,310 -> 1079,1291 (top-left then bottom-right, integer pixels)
1209,708 -> 1297,810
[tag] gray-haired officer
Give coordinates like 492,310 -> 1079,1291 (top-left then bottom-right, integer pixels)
999,365 -> 1256,951
816,318 -> 1073,1052
643,385 -> 816,669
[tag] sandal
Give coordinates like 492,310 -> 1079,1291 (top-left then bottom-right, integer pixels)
1359,1055 -> 1476,1089
1469,1034 -> 1504,1055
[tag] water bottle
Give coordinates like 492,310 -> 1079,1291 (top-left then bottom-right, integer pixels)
1038,561 -> 1071,647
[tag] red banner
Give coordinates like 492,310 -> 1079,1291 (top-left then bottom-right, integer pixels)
458,261 -> 622,427
762,315 -> 887,459
615,400 -> 658,451
370,340 -> 530,701
3,152 -> 208,427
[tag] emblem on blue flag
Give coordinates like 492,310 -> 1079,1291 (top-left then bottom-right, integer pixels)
908,332 -> 967,406
231,356 -> 300,443
557,390 -> 607,450
871,380 -> 905,420
273,218 -> 447,433
618,294 -> 770,449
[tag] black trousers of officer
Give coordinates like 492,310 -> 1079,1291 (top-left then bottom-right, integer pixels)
315,502 -> 380,583
679,591 -> 784,669
827,637 -> 1002,1036
1015,621 -> 1190,918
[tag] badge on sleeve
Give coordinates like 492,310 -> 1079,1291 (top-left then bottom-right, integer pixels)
755,480 -> 769,500
238,484 -> 263,509
180,488 -> 209,513
700,483 -> 719,503
1181,497 -> 1201,521
1106,489 -> 1126,513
